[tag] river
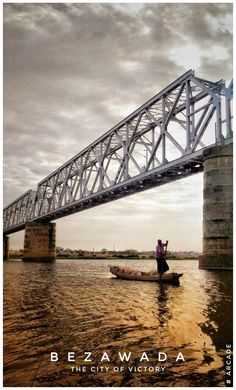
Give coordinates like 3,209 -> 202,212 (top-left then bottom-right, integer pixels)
3,259 -> 233,387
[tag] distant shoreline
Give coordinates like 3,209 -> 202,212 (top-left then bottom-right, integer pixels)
7,257 -> 199,261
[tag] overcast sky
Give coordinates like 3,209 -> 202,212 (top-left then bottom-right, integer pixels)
3,3 -> 233,251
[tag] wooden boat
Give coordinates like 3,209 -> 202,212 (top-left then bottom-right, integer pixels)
109,265 -> 183,286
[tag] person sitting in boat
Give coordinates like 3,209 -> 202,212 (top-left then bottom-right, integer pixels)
156,239 -> 169,278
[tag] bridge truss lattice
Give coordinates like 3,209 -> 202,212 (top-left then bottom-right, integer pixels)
3,70 -> 233,234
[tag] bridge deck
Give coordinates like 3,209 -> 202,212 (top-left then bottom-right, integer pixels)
3,70 -> 233,235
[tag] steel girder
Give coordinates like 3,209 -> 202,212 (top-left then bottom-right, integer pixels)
3,190 -> 36,234
3,70 -> 233,234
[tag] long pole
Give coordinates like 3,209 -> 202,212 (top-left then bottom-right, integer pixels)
165,241 -> 169,258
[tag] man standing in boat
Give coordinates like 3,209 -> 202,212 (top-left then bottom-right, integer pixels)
156,239 -> 169,278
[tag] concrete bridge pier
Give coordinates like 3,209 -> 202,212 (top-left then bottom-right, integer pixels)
3,235 -> 9,260
22,221 -> 56,262
199,144 -> 233,270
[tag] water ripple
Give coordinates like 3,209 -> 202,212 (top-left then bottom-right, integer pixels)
4,259 -> 232,387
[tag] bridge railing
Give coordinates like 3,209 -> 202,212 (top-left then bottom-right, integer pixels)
3,70 -> 233,234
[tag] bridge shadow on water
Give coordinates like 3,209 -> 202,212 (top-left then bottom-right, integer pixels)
3,259 -> 233,387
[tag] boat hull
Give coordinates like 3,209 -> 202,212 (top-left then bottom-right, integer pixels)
109,266 -> 183,286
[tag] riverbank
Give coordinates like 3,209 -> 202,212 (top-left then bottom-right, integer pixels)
8,256 -> 199,261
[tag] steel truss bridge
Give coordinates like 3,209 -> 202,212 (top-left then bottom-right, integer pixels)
4,70 -> 233,235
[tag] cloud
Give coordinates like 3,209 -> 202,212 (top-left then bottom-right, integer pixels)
3,3 -> 232,250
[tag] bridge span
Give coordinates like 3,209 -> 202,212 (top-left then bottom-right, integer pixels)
3,70 -> 233,268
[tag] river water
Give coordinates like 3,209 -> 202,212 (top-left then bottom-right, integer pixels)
3,259 -> 233,387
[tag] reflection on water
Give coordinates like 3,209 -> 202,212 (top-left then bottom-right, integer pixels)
3,259 -> 232,387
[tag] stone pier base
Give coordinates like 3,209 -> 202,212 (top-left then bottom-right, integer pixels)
3,235 -> 9,260
199,144 -> 233,270
22,222 -> 56,262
